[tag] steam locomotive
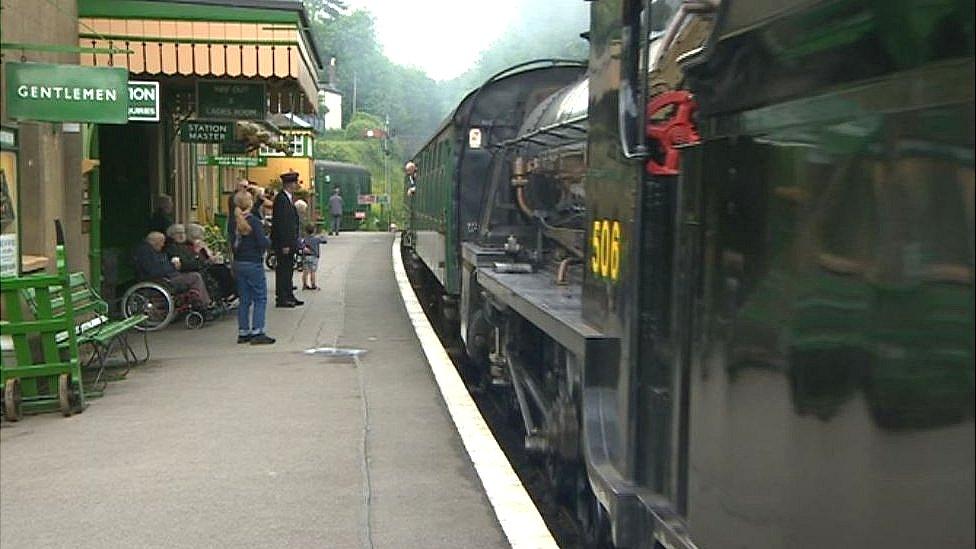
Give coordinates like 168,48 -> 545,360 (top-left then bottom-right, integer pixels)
405,1 -> 974,547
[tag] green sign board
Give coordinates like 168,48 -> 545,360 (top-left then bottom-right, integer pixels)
181,120 -> 234,143
128,81 -> 159,122
197,80 -> 266,120
4,62 -> 129,123
203,156 -> 266,167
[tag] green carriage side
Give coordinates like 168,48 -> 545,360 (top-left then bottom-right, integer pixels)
314,161 -> 371,231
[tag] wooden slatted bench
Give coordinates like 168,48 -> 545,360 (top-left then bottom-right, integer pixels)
21,272 -> 149,391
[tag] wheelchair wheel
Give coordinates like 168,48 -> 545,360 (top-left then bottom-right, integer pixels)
185,311 -> 205,329
123,282 -> 175,331
265,252 -> 277,271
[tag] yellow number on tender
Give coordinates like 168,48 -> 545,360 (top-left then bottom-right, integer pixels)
590,218 -> 622,282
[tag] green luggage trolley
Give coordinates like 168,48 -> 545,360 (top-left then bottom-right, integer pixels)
1,222 -> 85,421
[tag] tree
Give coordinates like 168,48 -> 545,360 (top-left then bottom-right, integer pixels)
305,6 -> 447,155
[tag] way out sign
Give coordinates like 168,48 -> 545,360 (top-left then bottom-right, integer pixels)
128,81 -> 159,122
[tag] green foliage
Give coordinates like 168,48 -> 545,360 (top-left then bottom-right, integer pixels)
303,0 -> 588,229
203,224 -> 230,262
306,8 -> 447,151
343,112 -> 386,140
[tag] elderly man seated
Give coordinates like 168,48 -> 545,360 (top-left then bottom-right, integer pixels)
134,231 -> 211,306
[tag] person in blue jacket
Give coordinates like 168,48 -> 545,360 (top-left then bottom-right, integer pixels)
228,190 -> 275,345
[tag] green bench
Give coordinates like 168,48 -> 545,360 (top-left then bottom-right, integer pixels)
21,272 -> 149,391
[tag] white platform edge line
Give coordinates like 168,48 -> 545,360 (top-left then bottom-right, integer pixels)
392,236 -> 559,549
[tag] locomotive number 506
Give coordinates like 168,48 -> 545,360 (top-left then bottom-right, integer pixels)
591,219 -> 622,282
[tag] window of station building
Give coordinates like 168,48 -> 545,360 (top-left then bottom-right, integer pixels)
259,134 -> 305,157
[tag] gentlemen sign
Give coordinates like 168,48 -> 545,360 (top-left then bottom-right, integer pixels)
4,62 -> 129,123
128,81 -> 160,121
197,80 -> 266,120
180,120 -> 234,143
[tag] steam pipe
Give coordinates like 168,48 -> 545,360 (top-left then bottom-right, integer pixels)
516,187 -> 533,217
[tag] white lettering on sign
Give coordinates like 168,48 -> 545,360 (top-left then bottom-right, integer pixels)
129,86 -> 156,102
16,85 -> 118,102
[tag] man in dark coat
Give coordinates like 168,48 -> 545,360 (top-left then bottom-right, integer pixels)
328,187 -> 344,236
271,171 -> 303,307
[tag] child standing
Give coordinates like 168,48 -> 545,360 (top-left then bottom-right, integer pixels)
300,224 -> 324,290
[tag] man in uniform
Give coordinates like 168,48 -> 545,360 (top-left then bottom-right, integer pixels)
272,171 -> 303,307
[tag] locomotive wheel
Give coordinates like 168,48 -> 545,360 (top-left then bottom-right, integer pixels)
58,373 -> 74,417
3,378 -> 23,422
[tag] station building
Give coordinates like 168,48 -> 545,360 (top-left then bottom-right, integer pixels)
3,3 -> 329,299
75,0 -> 325,298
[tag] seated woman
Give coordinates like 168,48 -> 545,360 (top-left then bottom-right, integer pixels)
164,224 -> 203,272
186,223 -> 236,302
134,231 -> 211,307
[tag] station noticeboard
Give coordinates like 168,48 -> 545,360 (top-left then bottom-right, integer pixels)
4,62 -> 129,124
1,126 -> 19,276
197,80 -> 266,120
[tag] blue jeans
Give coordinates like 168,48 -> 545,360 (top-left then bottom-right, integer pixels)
331,214 -> 342,234
234,260 -> 267,335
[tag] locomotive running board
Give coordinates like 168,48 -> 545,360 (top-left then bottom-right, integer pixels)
475,268 -> 612,359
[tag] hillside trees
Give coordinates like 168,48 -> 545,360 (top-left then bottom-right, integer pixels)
306,7 -> 446,156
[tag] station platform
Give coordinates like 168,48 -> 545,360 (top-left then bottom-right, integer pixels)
0,233 -> 553,549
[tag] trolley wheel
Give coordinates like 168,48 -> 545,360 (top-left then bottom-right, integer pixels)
58,373 -> 74,417
3,378 -> 23,422
265,252 -> 277,271
185,311 -> 205,329
123,282 -> 176,331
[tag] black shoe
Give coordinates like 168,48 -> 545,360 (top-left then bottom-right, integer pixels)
250,334 -> 276,345
237,334 -> 253,344
290,298 -> 305,306
276,301 -> 296,308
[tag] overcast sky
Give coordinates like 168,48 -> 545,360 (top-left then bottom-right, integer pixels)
344,0 -> 524,81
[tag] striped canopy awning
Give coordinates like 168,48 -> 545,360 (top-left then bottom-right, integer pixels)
79,18 -> 320,113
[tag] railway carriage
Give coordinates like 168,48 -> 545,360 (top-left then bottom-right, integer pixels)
404,1 -> 975,547
314,160 -> 371,231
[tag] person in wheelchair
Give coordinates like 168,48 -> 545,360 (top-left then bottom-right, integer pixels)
164,224 -> 203,272
185,223 -> 237,304
134,231 -> 211,308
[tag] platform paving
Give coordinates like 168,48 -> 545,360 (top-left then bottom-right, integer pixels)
0,232 -> 509,549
